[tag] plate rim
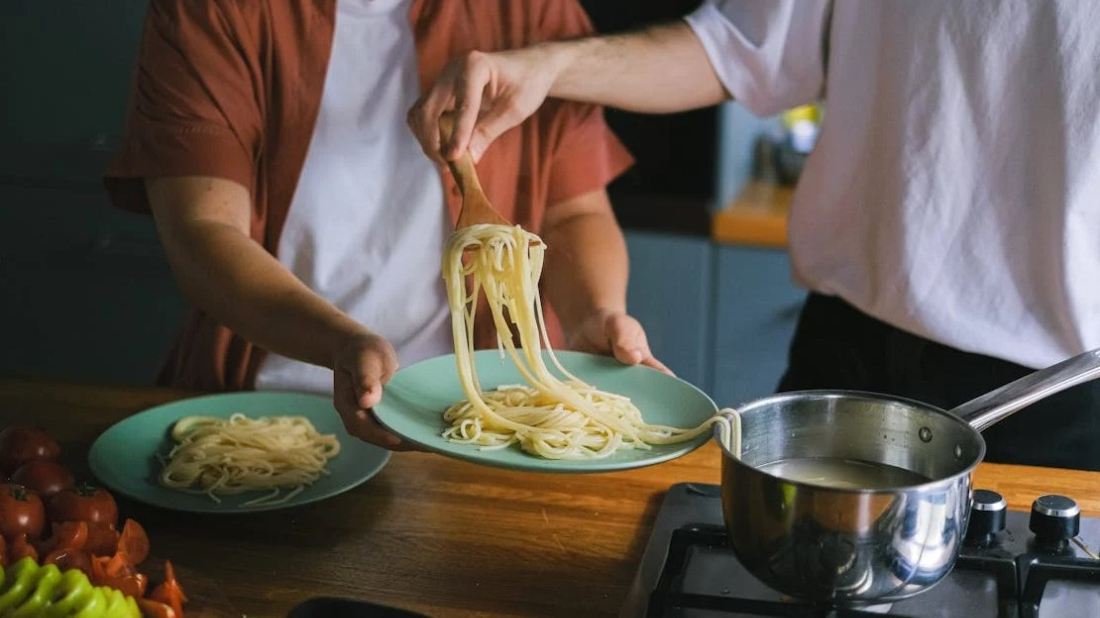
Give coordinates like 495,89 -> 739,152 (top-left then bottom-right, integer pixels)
372,349 -> 718,474
88,390 -> 392,514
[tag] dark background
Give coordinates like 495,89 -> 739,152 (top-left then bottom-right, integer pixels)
578,0 -> 716,236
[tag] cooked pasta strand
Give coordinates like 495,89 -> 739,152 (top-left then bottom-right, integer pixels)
159,414 -> 340,506
441,224 -> 722,460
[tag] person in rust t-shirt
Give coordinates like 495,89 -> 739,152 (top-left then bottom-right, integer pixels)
103,0 -> 668,450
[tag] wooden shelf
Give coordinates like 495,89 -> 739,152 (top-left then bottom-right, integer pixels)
711,180 -> 792,248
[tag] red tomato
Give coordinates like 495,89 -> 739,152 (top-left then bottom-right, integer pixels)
149,561 -> 188,618
118,519 -> 150,566
36,520 -> 89,555
84,521 -> 120,557
0,426 -> 60,474
137,598 -> 178,618
48,483 -> 118,529
0,483 -> 45,540
11,459 -> 74,497
43,547 -> 93,576
7,533 -> 38,563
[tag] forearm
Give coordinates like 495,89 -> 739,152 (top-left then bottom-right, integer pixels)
147,178 -> 365,369
541,21 -> 727,113
541,210 -> 629,340
163,224 -> 363,367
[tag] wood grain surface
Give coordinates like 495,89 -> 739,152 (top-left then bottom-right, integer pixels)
2,378 -> 1097,618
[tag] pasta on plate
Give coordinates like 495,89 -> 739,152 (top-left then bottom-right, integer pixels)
440,223 -> 734,460
158,414 -> 341,507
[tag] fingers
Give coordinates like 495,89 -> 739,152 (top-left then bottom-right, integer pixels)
604,313 -> 674,375
640,355 -> 675,376
466,104 -> 521,163
407,52 -> 490,165
450,54 -> 490,160
604,313 -> 646,365
332,336 -> 420,451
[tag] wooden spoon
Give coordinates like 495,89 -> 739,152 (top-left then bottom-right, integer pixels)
438,114 -> 511,229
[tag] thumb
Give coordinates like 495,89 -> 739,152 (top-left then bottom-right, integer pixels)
605,314 -> 645,365
467,105 -> 526,162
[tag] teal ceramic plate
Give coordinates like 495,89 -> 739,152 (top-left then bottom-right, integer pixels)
373,350 -> 718,473
89,391 -> 391,513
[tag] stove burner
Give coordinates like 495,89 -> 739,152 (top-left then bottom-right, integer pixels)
621,484 -> 1100,618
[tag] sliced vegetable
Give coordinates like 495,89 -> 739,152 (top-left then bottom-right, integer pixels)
85,522 -> 121,557
137,597 -> 177,618
49,483 -> 119,530
0,483 -> 46,540
148,561 -> 187,617
71,586 -> 107,618
0,557 -> 37,612
118,519 -> 150,566
43,566 -> 95,618
8,561 -> 61,617
7,534 -> 38,564
11,459 -> 74,498
43,547 -> 93,576
0,426 -> 61,474
37,520 -> 90,556
0,558 -> 141,618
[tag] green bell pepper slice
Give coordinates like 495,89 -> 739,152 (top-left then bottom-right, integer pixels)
9,563 -> 63,618
72,586 -> 108,618
0,558 -> 39,612
45,568 -> 96,618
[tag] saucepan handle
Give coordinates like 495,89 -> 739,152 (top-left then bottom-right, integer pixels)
950,347 -> 1100,432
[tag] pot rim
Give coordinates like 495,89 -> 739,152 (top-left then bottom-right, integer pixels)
713,389 -> 988,495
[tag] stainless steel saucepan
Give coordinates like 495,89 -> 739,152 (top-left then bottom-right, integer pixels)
712,347 -> 1100,604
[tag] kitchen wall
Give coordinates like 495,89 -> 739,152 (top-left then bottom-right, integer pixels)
0,0 -> 804,407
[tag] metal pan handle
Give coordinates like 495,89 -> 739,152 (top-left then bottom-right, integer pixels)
950,347 -> 1100,432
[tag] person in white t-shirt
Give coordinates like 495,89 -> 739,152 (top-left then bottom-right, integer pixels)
408,0 -> 1100,471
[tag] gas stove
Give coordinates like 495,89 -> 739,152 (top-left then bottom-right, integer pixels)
621,484 -> 1100,618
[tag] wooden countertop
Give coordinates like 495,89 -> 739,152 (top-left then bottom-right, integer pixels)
711,181 -> 792,248
3,378 -> 1099,618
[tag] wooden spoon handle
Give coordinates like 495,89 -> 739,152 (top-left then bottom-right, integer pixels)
438,113 -> 485,198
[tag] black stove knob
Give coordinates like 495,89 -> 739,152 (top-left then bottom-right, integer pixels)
1029,494 -> 1081,550
965,489 -> 1006,547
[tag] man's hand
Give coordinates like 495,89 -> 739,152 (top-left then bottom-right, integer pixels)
407,48 -> 557,165
331,331 -> 418,451
406,22 -> 726,165
569,310 -> 672,375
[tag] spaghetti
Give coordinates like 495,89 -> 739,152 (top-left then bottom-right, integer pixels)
159,414 -> 341,507
440,223 -> 731,460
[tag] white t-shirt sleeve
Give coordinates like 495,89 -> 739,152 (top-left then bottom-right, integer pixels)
684,0 -> 832,116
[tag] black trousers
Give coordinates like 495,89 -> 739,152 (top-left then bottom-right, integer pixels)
777,293 -> 1100,472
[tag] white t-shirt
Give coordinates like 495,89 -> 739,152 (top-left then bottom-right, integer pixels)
687,0 -> 1100,369
255,0 -> 452,394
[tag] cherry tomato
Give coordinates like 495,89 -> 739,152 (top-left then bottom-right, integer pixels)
48,483 -> 118,529
138,598 -> 178,618
10,459 -> 74,497
0,483 -> 45,540
84,521 -> 120,557
6,533 -> 38,563
149,560 -> 188,617
118,519 -> 150,566
0,426 -> 60,474
36,520 -> 89,556
43,547 -> 93,576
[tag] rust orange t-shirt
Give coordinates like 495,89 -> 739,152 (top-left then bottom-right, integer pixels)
104,0 -> 633,392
